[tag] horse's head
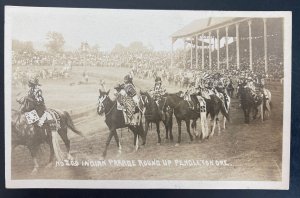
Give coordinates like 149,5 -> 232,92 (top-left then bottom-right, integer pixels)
140,91 -> 152,108
12,112 -> 35,138
97,89 -> 110,116
17,96 -> 35,113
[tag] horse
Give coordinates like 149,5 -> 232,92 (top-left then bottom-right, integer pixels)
226,81 -> 235,98
140,91 -> 173,144
12,96 -> 84,174
165,93 -> 200,145
199,91 -> 230,138
262,88 -> 272,120
253,88 -> 272,121
239,86 -> 262,124
214,88 -> 231,134
97,89 -> 146,158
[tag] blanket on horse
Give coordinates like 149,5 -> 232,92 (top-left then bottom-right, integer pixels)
117,95 -> 136,122
24,109 -> 61,130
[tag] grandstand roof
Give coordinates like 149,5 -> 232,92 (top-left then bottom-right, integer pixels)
171,17 -> 249,40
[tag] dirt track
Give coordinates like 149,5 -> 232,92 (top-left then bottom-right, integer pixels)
11,67 -> 283,181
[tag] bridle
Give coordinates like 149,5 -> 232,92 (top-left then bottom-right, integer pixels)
98,95 -> 116,117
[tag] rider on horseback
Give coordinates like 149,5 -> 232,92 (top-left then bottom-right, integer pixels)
184,82 -> 198,110
115,74 -> 141,125
215,79 -> 229,111
150,76 -> 166,106
26,77 -> 57,130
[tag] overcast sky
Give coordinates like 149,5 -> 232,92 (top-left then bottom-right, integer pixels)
7,6 -> 211,51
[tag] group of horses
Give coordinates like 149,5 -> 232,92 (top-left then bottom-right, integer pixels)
11,78 -> 272,175
12,67 -> 70,88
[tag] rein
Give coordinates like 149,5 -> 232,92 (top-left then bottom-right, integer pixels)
104,102 -> 117,117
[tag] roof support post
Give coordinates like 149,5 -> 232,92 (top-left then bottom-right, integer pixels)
248,20 -> 253,71
196,35 -> 198,69
225,26 -> 229,70
201,33 -> 204,70
190,38 -> 193,69
184,39 -> 187,69
217,29 -> 220,70
171,40 -> 174,68
236,23 -> 240,70
263,18 -> 268,74
209,31 -> 212,70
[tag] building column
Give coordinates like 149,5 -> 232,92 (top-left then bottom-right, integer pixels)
236,23 -> 240,70
195,35 -> 198,69
209,31 -> 212,70
225,26 -> 229,70
190,38 -> 193,69
217,29 -> 220,70
184,39 -> 187,69
171,40 -> 174,68
248,20 -> 253,71
263,18 -> 268,74
201,33 -> 204,70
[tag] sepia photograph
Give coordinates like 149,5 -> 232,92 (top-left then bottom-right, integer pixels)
5,6 -> 291,189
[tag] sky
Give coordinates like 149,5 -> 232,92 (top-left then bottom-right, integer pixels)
7,6 -> 211,52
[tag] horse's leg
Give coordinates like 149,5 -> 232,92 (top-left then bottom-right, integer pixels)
246,108 -> 250,124
58,127 -> 72,160
46,131 -> 55,168
223,115 -> 227,131
216,117 -> 221,135
164,121 -> 169,140
29,146 -> 39,175
168,115 -> 174,141
259,102 -> 265,122
209,116 -> 217,138
191,119 -> 198,139
145,120 -> 149,137
175,119 -> 181,146
113,130 -> 121,154
242,107 -> 247,124
185,119 -> 193,142
103,130 -> 114,158
156,122 -> 161,145
200,111 -> 207,140
133,131 -> 139,151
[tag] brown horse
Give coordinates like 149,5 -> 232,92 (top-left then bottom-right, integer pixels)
97,89 -> 146,158
12,96 -> 84,174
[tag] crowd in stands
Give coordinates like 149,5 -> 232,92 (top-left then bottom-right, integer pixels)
12,43 -> 284,80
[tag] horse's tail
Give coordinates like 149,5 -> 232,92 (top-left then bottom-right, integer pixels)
220,103 -> 230,123
269,101 -> 273,110
64,111 -> 85,137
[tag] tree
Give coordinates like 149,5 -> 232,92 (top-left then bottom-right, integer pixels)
12,40 -> 34,53
111,43 -> 125,53
91,44 -> 100,53
45,31 -> 65,53
128,41 -> 148,52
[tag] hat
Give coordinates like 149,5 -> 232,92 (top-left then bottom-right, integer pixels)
124,74 -> 133,83
155,76 -> 162,83
28,77 -> 41,87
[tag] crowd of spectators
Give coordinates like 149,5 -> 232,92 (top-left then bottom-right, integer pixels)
12,41 -> 284,80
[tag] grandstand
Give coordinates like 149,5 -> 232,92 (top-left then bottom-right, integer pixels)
171,17 -> 283,75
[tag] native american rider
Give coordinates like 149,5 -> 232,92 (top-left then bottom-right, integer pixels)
20,77 -> 59,132
183,82 -> 199,110
150,77 -> 166,106
149,76 -> 166,118
215,79 -> 229,111
114,74 -> 141,125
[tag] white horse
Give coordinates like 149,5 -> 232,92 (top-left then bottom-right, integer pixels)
256,88 -> 272,122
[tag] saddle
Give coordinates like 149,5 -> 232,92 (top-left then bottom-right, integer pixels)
24,109 -> 61,130
183,94 -> 199,111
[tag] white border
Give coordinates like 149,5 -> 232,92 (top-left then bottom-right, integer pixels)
4,6 -> 292,189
